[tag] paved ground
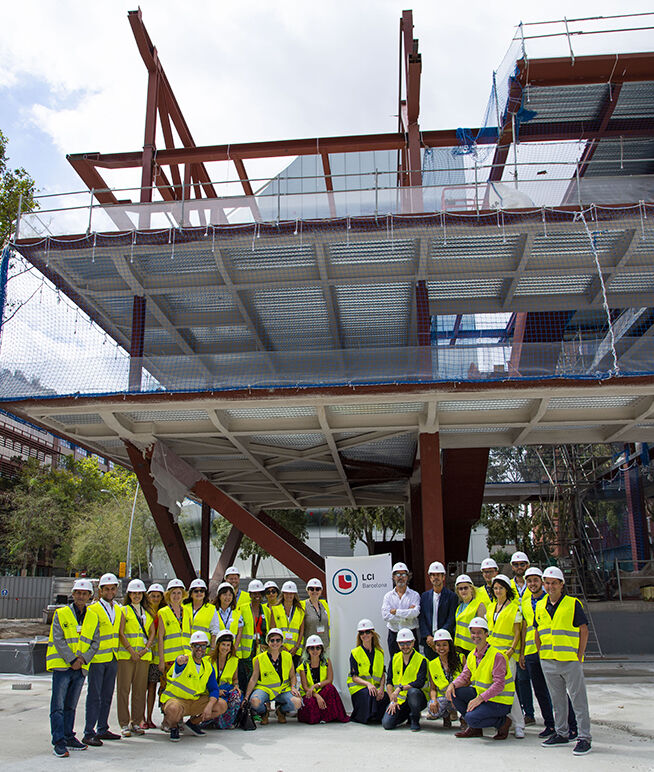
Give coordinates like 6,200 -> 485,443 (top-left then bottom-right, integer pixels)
1,659 -> 653,772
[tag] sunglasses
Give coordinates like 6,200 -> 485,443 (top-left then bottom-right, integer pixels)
191,643 -> 208,649
265,589 -> 277,594
308,587 -> 321,592
192,588 -> 205,593
360,630 -> 373,635
268,637 -> 283,643
398,641 -> 413,646
307,645 -> 322,650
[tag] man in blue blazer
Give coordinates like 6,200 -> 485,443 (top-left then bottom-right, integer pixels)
418,561 -> 458,661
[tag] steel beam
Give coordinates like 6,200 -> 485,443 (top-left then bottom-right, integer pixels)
210,525 -> 243,593
128,295 -> 146,392
419,432 -> 444,570
442,447 -> 489,562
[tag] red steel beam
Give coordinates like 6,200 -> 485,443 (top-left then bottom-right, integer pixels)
321,153 -> 337,218
256,510 -> 325,571
516,52 -> 654,87
419,432 -> 444,569
210,525 -> 244,592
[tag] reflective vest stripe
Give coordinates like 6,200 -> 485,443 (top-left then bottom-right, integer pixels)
254,651 -> 293,698
347,646 -> 384,695
535,595 -> 582,662
160,658 -> 212,704
487,599 -> 520,660
46,605 -> 89,673
466,646 -> 514,706
298,661 -> 328,695
159,607 -> 191,661
454,596 -> 484,651
117,606 -> 153,661
78,603 -> 122,664
212,655 -> 239,686
391,650 -> 428,704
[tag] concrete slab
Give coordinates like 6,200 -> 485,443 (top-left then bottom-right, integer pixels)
1,661 -> 653,772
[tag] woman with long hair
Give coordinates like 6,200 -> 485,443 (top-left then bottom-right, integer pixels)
297,635 -> 348,724
116,579 -> 155,736
157,578 -> 191,711
214,582 -> 244,653
208,629 -> 243,729
245,628 -> 302,724
270,581 -> 305,667
183,578 -> 219,649
454,574 -> 486,656
347,619 -> 389,724
144,583 -> 166,729
427,629 -> 464,727
302,578 -> 330,655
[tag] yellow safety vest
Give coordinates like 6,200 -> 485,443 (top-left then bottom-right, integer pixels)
46,605 -> 88,672
391,649 -> 428,704
487,599 -> 521,660
212,654 -> 239,687
455,596 -> 485,652
238,604 -> 265,659
117,605 -> 153,662
216,606 -> 242,638
254,650 -> 293,699
235,590 -> 250,610
297,660 -> 328,695
347,646 -> 384,695
161,657 -> 212,704
185,603 -> 215,642
512,578 -> 531,604
158,606 -> 191,662
428,654 -> 462,696
522,592 -> 545,656
467,645 -> 514,705
271,603 -> 305,654
78,602 -> 122,664
535,594 -> 582,662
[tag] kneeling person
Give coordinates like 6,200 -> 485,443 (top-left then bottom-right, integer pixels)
160,631 -> 223,741
245,628 -> 301,724
383,628 -> 428,732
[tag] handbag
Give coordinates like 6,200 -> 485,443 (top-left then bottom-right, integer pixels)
236,699 -> 256,731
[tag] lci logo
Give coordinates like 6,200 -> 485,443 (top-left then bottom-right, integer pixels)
332,569 -> 358,595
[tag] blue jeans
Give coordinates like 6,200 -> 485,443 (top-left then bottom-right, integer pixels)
515,661 -> 534,719
452,686 -> 511,730
249,688 -> 296,715
84,659 -> 118,737
382,687 -> 427,729
525,653 -> 577,731
50,668 -> 85,747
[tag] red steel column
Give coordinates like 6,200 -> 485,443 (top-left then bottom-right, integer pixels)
419,432 -> 444,573
128,296 -> 146,392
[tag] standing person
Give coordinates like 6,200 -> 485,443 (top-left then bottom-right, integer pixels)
144,583 -> 166,729
381,562 -> 421,657
419,561 -> 457,661
536,566 -> 592,756
297,635 -> 349,724
263,581 -> 280,610
237,579 -> 268,692
183,578 -> 218,649
303,577 -> 330,655
160,631 -> 223,742
214,582 -> 244,653
270,580 -> 305,666
445,617 -> 515,739
116,579 -> 155,737
47,578 -> 93,757
158,579 -> 191,697
521,567 -> 577,739
224,566 -> 250,609
453,574 -> 487,656
383,628 -> 428,732
510,550 -> 535,726
480,558 -> 499,603
487,574 -> 526,739
78,572 -> 123,747
347,618 -> 389,724
426,629 -> 464,728
245,628 -> 302,724
209,629 -> 243,729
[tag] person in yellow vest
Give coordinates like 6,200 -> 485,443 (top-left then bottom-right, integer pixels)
297,634 -> 349,724
116,578 -> 155,737
237,579 -> 268,692
161,631 -> 224,742
205,629 -> 243,729
445,616 -> 515,739
427,628 -> 464,728
214,581 -> 244,652
184,578 -> 219,649
79,572 -> 123,747
245,627 -> 302,724
48,578 -> 93,757
487,573 -> 526,738
480,557 -> 500,603
157,579 -> 191,695
536,566 -> 591,755
510,551 -> 535,726
145,583 -> 166,729
224,566 -> 250,609
263,580 -> 280,609
453,574 -> 487,656
303,577 -> 330,655
347,618 -> 389,724
383,627 -> 428,731
271,580 -> 305,666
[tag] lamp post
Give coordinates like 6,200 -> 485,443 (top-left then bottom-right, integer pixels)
101,483 -> 140,578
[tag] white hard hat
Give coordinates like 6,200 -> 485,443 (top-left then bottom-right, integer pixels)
281,580 -> 298,594
126,579 -> 146,593
147,583 -> 165,594
266,627 -> 284,641
263,581 -> 279,591
481,558 -> 498,570
525,567 -> 543,578
217,581 -> 234,593
248,579 -> 265,593
306,635 -> 324,648
189,631 -> 209,645
396,628 -> 415,643
357,618 -> 375,632
72,579 -> 93,593
469,616 -> 489,631
392,562 -> 409,573
189,578 -> 207,590
493,573 -> 512,586
224,566 -> 240,577
98,573 -> 119,587
455,574 -> 473,586
166,578 -> 186,591
542,566 -> 565,583
432,629 -> 453,642
216,629 -> 235,642
428,561 -> 445,574
306,577 -> 323,589
511,551 -> 530,564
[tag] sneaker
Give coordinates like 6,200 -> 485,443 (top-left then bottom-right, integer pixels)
539,727 -> 556,738
121,725 -> 131,738
569,728 -> 578,740
82,735 -> 103,747
542,734 -> 569,747
515,725 -> 525,739
131,723 -> 145,735
169,727 -> 180,742
573,739 -> 591,755
65,737 -> 88,751
410,721 -> 421,732
524,715 -> 536,725
185,719 -> 206,736
53,744 -> 70,758
96,730 -> 120,740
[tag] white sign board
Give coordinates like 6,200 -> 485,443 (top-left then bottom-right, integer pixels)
325,553 -> 393,710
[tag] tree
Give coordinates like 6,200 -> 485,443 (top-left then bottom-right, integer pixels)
210,509 -> 309,578
477,502 -> 556,565
0,130 -> 38,243
330,505 -> 405,554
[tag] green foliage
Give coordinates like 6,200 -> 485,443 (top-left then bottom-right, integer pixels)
0,130 -> 38,243
477,502 -> 556,564
330,505 -> 405,554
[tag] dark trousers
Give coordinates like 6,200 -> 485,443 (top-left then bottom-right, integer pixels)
50,668 -> 85,747
387,630 -> 399,658
421,641 -> 437,661
452,686 -> 511,730
85,659 -> 118,737
350,687 -> 390,724
382,688 -> 427,729
525,653 -> 577,732
515,661 -> 535,718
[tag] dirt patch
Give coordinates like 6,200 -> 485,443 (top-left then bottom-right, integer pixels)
0,620 -> 49,639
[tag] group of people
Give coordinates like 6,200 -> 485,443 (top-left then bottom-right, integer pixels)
47,554 -> 592,758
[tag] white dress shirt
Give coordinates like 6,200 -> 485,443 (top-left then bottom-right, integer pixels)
431,591 -> 441,635
381,587 -> 421,633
